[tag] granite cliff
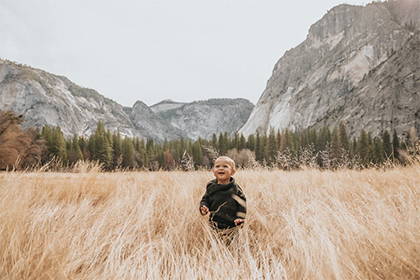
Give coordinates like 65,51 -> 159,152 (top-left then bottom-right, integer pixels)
240,0 -> 420,138
0,60 -> 134,137
0,59 -> 253,141
151,98 -> 254,140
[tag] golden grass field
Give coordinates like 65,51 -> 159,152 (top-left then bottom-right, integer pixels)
1,165 -> 420,279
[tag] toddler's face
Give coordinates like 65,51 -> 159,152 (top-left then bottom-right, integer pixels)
213,158 -> 236,184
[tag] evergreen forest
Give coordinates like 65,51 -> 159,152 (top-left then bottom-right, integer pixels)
1,110 -> 418,171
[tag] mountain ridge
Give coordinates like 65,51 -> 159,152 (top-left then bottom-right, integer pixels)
151,98 -> 254,140
0,59 -> 254,141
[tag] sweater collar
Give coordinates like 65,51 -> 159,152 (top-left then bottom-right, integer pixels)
208,177 -> 235,194
211,176 -> 235,186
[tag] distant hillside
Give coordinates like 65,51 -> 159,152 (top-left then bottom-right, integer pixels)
0,59 -> 253,141
151,98 -> 254,140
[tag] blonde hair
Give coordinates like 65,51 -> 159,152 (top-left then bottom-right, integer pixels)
214,156 -> 236,170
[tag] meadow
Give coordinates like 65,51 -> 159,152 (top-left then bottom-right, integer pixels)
1,165 -> 420,279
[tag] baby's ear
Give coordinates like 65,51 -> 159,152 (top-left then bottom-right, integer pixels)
231,169 -> 236,176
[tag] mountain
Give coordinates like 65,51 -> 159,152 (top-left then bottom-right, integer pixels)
240,0 -> 420,138
151,98 -> 254,140
338,32 -> 420,137
0,59 -> 181,141
126,100 -> 185,140
0,59 -> 253,141
0,60 -> 134,137
151,99 -> 187,114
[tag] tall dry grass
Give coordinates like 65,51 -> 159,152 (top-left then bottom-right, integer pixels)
1,165 -> 420,279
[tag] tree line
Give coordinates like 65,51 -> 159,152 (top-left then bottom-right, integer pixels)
0,110 -> 418,171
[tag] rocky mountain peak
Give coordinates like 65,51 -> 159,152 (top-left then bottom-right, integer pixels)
240,0 -> 420,139
150,99 -> 187,115
0,59 -> 254,141
152,98 -> 254,140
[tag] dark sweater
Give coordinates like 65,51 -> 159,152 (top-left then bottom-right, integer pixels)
199,177 -> 246,229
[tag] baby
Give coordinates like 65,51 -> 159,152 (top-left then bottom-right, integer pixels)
199,156 -> 246,230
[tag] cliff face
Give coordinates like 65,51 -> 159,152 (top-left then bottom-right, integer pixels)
240,0 -> 420,138
151,98 -> 254,140
0,60 -> 136,137
0,60 -> 191,141
127,101 -> 185,140
0,60 -> 253,141
335,32 -> 420,138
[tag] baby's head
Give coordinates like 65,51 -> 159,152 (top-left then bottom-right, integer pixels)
213,156 -> 236,184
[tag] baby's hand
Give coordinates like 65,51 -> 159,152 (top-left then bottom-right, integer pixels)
200,206 -> 209,215
234,218 -> 245,226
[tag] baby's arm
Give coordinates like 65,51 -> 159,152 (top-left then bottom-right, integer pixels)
234,185 -> 247,226
199,186 -> 210,215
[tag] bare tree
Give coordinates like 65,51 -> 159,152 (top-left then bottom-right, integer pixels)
0,110 -> 44,170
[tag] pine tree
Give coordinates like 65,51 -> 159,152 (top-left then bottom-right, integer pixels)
239,133 -> 246,151
41,126 -> 53,160
339,122 -> 350,152
78,137 -> 89,160
280,129 -> 294,152
292,131 -> 300,153
373,137 -> 384,164
267,127 -> 278,163
218,132 -> 224,155
247,134 -> 256,151
156,148 -> 165,169
223,132 -> 229,155
106,129 -> 113,149
163,138 -> 169,151
260,133 -> 268,163
310,128 -> 318,149
367,140 -> 374,164
146,138 -> 154,155
382,130 -> 392,160
65,136 -> 71,151
277,129 -> 282,150
368,132 -> 373,146
352,137 -> 357,157
358,129 -> 369,166
112,129 -> 122,167
317,126 -> 331,151
392,129 -> 400,161
331,127 -> 341,161
69,132 -> 83,164
255,131 -> 262,162
93,121 -> 113,169
121,136 -> 134,168
211,133 -> 218,148
51,126 -> 68,163
140,151 -> 149,169
218,132 -> 229,155
139,138 -> 146,153
191,140 -> 203,167
133,137 -> 141,152
300,129 -> 309,148
232,132 -> 239,150
88,134 -> 95,160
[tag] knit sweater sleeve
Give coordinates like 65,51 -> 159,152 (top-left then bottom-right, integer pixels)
199,182 -> 211,211
235,185 -> 247,219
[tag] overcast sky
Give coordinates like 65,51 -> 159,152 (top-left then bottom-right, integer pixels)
0,0 -> 367,107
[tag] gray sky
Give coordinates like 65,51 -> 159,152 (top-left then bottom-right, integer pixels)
0,0 -> 367,107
